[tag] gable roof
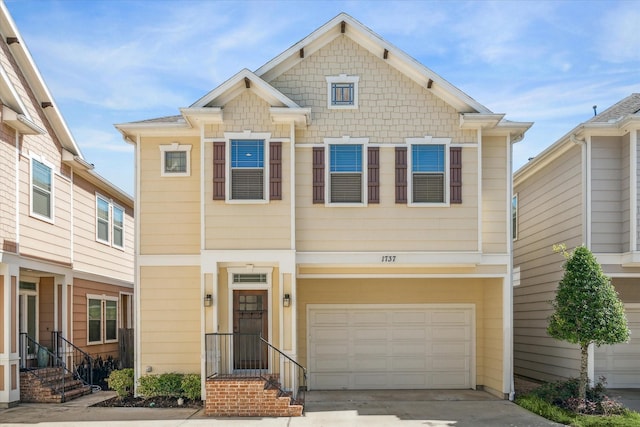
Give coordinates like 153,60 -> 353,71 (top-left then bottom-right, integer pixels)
0,3 -> 133,204
515,94 -> 640,184
255,13 -> 492,115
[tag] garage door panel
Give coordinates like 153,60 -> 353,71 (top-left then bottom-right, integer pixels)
312,311 -> 348,325
433,326 -> 471,340
433,342 -> 471,355
391,327 -> 428,340
392,311 -> 429,324
352,311 -> 389,325
433,372 -> 470,388
309,305 -> 473,390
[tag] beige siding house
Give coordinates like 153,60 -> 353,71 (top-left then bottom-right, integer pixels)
0,3 -> 134,407
117,13 -> 531,412
514,94 -> 640,388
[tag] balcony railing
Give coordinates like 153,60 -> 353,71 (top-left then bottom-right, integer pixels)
205,333 -> 306,404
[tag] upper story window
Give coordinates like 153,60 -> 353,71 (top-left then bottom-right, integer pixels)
329,144 -> 363,203
231,139 -> 265,200
326,75 -> 359,109
31,158 -> 53,221
160,143 -> 191,177
411,144 -> 445,203
96,194 -> 125,249
212,132 -> 281,203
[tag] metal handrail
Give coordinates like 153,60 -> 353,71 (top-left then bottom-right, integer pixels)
52,331 -> 94,387
205,333 -> 307,404
19,333 -> 66,400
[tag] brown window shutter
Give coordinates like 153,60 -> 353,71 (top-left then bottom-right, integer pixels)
450,146 -> 462,204
395,146 -> 407,204
213,141 -> 225,200
269,142 -> 282,200
312,147 -> 325,204
368,147 -> 379,203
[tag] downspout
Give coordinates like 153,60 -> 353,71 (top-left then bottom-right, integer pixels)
289,121 -> 297,359
506,132 -> 523,401
630,130 -> 637,252
14,131 -> 20,252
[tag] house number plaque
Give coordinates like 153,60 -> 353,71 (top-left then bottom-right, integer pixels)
381,255 -> 397,263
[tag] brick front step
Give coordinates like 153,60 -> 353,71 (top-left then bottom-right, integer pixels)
20,368 -> 92,403
205,377 -> 303,417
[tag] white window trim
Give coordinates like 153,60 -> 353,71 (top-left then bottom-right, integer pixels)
160,142 -> 192,177
30,155 -> 55,223
406,136 -> 451,207
326,74 -> 359,109
86,294 -> 119,345
324,136 -> 368,207
224,131 -> 271,204
95,193 -> 126,250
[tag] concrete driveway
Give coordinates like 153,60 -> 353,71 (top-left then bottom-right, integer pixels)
0,389 -> 563,427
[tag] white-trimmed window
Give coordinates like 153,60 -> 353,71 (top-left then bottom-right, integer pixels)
326,75 -> 359,109
324,137 -> 368,205
31,158 -> 53,221
407,137 -> 451,206
222,131 -> 271,203
160,143 -> 191,176
96,194 -> 125,249
87,295 -> 118,344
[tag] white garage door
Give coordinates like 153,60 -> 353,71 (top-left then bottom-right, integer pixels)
307,304 -> 474,390
595,304 -> 640,388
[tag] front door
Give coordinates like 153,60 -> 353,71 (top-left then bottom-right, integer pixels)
233,290 -> 268,370
18,282 -> 38,360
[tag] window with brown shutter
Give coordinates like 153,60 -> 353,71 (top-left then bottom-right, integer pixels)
450,147 -> 462,204
395,146 -> 407,203
312,147 -> 324,204
368,147 -> 379,203
212,141 -> 225,200
270,142 -> 282,200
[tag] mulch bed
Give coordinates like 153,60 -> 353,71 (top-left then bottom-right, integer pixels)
92,395 -> 203,409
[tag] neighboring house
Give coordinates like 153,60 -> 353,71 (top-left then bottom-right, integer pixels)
0,3 -> 134,407
116,13 -> 531,414
514,94 -> 640,388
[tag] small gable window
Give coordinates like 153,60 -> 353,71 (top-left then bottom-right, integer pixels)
326,75 -> 359,109
160,143 -> 191,177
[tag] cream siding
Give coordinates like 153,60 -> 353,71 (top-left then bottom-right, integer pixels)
591,136 -> 623,253
139,266 -> 201,373
203,93 -> 292,250
0,124 -> 17,251
72,174 -> 134,282
513,145 -> 584,381
139,136 -> 200,255
297,277 -> 504,394
481,136 -> 508,254
17,155 -> 72,265
621,135 -> 630,252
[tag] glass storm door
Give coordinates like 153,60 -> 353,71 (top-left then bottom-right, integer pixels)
19,290 -> 37,356
233,290 -> 268,370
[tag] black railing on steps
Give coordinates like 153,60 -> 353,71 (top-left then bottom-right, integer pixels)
205,333 -> 307,405
19,333 -> 66,399
51,331 -> 94,388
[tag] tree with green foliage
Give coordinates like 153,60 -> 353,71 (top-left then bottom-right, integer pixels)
547,244 -> 630,403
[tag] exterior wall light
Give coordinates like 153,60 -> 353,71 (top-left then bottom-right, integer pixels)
283,294 -> 291,307
204,294 -> 213,307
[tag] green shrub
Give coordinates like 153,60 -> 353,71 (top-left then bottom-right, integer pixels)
137,373 -> 183,397
107,368 -> 134,398
531,377 -> 625,416
181,374 -> 201,400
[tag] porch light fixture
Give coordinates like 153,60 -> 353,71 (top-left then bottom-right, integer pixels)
204,294 -> 213,307
283,294 -> 291,307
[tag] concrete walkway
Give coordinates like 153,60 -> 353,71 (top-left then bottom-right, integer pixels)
0,389 -> 563,427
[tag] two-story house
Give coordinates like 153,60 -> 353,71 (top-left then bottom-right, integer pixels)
514,94 -> 640,389
0,3 -> 134,407
116,13 -> 531,415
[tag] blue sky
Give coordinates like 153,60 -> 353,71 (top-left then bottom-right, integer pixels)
5,0 -> 640,196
